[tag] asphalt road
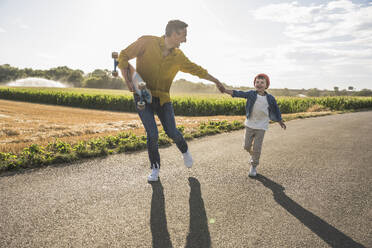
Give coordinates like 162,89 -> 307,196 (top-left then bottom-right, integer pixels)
1,112 -> 371,248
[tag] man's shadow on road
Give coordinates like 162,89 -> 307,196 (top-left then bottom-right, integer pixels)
254,174 -> 365,248
149,177 -> 211,248
149,179 -> 172,248
185,177 -> 211,248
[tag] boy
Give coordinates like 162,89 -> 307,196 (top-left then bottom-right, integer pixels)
221,73 -> 286,177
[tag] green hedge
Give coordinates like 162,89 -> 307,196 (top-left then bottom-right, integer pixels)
1,87 -> 372,115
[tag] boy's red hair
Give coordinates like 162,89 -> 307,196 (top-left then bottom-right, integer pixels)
254,73 -> 270,89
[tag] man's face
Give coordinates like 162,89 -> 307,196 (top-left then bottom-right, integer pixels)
171,28 -> 187,48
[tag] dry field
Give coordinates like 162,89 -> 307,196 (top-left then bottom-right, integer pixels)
0,99 -> 245,153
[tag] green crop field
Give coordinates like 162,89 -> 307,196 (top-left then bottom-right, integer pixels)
1,86 -> 372,116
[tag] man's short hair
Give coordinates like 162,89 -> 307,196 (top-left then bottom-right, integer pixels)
165,20 -> 188,37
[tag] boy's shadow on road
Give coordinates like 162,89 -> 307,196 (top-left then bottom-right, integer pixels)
253,174 -> 365,248
149,177 -> 211,248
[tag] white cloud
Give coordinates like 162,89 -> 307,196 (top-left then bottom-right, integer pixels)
326,0 -> 355,11
253,2 -> 323,24
14,18 -> 30,30
19,24 -> 30,30
0,27 -> 6,33
254,0 -> 372,43
249,0 -> 372,89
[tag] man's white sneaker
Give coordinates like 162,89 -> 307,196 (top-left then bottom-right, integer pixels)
147,168 -> 159,182
182,150 -> 193,168
249,166 -> 257,177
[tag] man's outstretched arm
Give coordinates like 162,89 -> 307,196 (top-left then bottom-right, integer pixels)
178,52 -> 225,93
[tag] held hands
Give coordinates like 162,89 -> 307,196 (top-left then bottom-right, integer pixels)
212,78 -> 232,95
215,81 -> 233,96
206,74 -> 225,93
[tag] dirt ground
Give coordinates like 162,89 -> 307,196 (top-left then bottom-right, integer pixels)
0,99 -> 245,153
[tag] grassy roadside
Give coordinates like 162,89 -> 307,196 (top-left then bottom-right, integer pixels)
0,109 -> 368,174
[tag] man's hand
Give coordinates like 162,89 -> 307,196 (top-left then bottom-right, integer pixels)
205,73 -> 225,93
121,67 -> 134,92
279,120 -> 286,130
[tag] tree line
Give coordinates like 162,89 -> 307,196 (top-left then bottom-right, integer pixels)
0,64 -> 126,89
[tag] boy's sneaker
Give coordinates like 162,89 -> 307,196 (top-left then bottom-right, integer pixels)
182,150 -> 193,168
249,166 -> 257,177
147,168 -> 159,182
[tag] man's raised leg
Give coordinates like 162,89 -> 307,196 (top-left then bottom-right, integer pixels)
157,102 -> 193,168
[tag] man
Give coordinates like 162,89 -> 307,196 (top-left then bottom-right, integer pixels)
118,20 -> 224,182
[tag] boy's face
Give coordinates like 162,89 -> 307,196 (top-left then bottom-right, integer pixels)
254,78 -> 267,93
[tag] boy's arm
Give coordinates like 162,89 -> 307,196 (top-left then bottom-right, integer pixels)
272,96 -> 286,130
230,90 -> 250,98
279,120 -> 286,130
221,88 -> 249,97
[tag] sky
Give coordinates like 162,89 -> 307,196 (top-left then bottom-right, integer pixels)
1,0 -> 372,90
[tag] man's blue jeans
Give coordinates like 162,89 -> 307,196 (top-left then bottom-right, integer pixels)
134,95 -> 188,169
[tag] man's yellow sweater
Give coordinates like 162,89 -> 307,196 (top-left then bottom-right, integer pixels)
118,35 -> 209,105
